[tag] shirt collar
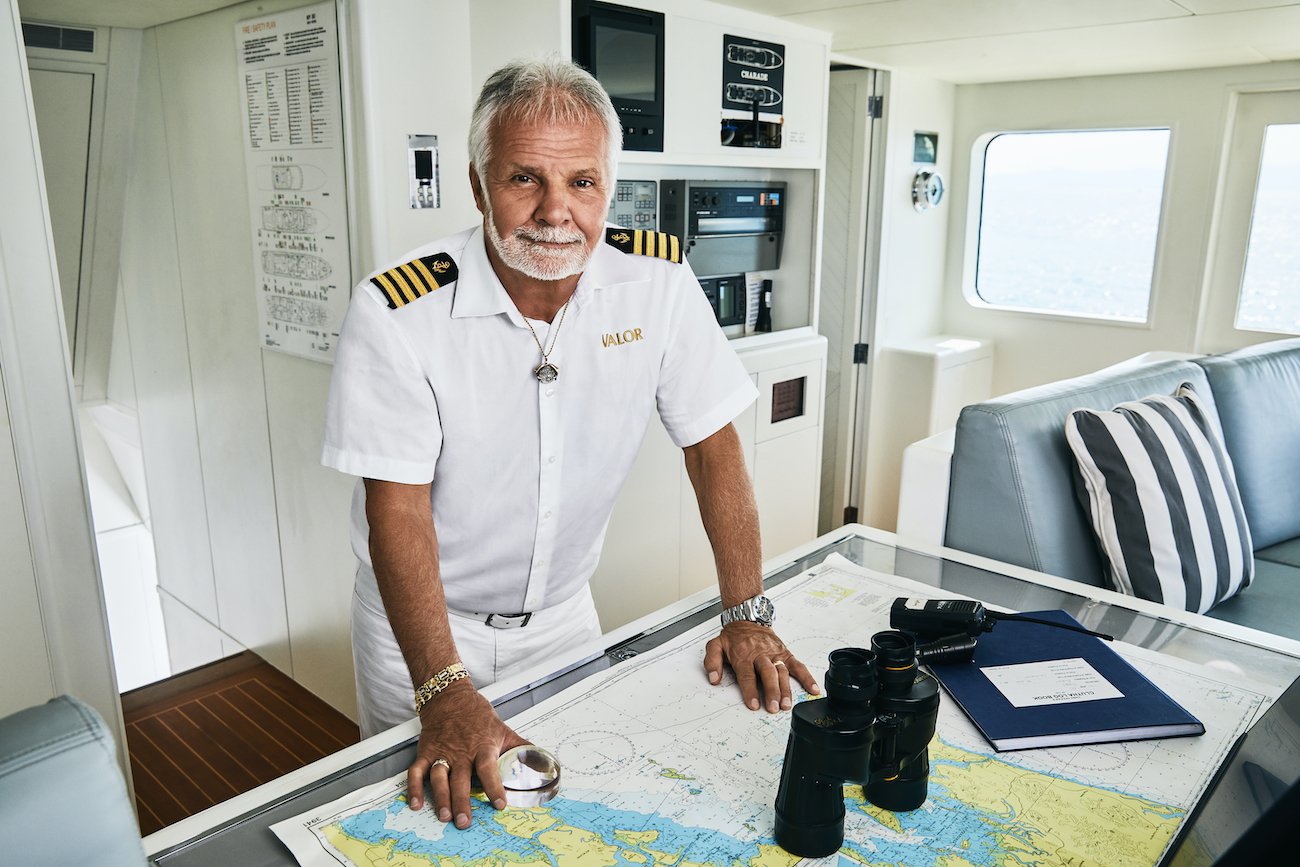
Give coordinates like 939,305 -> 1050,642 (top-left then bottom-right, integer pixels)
449,226 -> 516,320
575,229 -> 655,298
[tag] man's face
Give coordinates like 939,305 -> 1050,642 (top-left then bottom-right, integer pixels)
472,115 -> 610,283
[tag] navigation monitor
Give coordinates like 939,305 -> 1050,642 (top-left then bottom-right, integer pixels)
572,0 -> 665,152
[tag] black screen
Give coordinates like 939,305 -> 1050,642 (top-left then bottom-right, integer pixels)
594,25 -> 656,102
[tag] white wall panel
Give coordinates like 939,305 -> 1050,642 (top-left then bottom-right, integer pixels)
0,0 -> 120,753
159,589 -> 232,677
105,277 -> 136,409
0,381 -> 55,716
666,13 -> 827,164
26,66 -> 91,352
355,0 -> 479,272
152,2 -> 296,673
79,28 -> 141,404
264,350 -> 358,719
118,29 -> 218,623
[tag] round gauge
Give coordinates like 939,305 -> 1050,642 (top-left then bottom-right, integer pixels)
912,170 -> 946,212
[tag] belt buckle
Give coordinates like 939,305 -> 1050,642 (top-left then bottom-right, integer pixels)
484,612 -> 532,629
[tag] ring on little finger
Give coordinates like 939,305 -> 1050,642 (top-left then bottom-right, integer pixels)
773,660 -> 786,668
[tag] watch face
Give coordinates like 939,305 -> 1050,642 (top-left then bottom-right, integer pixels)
754,596 -> 775,624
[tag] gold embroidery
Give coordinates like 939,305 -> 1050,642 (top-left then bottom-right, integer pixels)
601,328 -> 645,348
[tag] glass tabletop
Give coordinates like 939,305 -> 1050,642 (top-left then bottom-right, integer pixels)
148,527 -> 1300,866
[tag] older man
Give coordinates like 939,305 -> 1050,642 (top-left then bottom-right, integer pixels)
322,56 -> 816,830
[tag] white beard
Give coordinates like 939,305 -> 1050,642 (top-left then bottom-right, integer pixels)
484,212 -> 593,282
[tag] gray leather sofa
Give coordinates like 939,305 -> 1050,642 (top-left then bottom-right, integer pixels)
944,337 -> 1300,640
0,695 -> 147,865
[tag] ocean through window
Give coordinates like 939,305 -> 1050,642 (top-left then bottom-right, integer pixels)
1238,123 -> 1300,335
973,129 -> 1170,322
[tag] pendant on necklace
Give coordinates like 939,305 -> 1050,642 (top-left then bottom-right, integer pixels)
534,362 -> 559,383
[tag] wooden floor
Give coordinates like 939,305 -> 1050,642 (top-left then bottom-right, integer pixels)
122,651 -> 360,836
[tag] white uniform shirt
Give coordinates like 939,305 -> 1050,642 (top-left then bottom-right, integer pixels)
322,225 -> 757,615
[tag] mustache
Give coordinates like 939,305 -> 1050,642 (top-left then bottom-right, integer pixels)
513,226 -> 586,244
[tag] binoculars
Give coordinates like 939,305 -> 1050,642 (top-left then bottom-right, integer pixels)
773,631 -> 947,858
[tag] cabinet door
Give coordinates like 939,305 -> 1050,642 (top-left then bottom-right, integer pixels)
754,426 -> 821,560
590,419 -> 683,631
678,377 -> 759,598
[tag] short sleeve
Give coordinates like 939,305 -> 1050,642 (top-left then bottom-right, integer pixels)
321,287 -> 442,483
655,263 -> 758,447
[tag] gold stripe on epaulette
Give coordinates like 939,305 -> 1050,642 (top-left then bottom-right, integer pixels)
604,227 -> 682,264
370,252 -> 458,309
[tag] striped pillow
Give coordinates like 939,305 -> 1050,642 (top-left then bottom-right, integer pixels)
1064,383 -> 1253,613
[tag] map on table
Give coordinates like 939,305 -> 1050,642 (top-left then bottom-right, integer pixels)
272,556 -> 1274,866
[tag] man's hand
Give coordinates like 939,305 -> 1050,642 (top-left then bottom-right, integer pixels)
406,680 -> 529,829
704,622 -> 820,712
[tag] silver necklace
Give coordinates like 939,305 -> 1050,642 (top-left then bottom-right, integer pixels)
522,299 -> 571,383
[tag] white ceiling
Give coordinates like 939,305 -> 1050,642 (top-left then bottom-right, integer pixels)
713,0 -> 1300,83
17,1 -> 1300,84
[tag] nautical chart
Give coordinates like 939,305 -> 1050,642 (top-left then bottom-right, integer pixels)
273,555 -> 1275,866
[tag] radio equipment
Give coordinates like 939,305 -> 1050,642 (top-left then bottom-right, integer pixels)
698,275 -> 747,332
659,180 -> 786,277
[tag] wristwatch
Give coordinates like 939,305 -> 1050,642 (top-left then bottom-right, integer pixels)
720,594 -> 775,627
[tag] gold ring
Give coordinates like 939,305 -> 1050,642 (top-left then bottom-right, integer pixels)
431,757 -> 450,771
773,660 -> 786,667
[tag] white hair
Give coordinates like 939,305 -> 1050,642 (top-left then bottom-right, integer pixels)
468,55 -> 622,187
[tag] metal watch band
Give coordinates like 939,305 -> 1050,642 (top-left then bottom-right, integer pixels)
719,594 -> 775,627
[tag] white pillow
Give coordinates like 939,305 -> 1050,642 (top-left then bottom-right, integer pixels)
1064,384 -> 1253,613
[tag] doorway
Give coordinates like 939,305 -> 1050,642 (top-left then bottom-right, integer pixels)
26,27 -> 171,693
817,65 -> 885,534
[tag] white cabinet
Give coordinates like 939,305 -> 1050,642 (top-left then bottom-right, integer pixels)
590,419 -> 686,631
752,349 -> 825,559
663,12 -> 827,165
594,333 -> 827,630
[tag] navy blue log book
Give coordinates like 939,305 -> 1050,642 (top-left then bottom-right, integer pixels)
927,609 -> 1205,751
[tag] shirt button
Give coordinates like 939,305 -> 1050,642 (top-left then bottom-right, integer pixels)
548,455 -> 557,464
535,559 -> 545,567
546,388 -> 555,397
544,510 -> 552,520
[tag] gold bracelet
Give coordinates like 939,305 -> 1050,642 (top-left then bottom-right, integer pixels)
413,662 -> 470,712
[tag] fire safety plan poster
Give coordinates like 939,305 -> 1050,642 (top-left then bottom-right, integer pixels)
236,2 -> 351,363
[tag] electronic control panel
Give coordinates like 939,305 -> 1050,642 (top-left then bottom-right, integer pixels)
607,179 -> 658,230
660,180 -> 786,276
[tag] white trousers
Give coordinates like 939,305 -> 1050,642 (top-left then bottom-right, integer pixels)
351,570 -> 603,738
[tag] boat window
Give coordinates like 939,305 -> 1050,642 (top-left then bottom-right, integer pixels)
1238,123 -> 1300,335
972,129 -> 1170,322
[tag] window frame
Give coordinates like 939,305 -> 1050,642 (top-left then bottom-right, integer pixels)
1200,89 -> 1300,350
961,126 -> 1174,326
1235,120 -> 1300,336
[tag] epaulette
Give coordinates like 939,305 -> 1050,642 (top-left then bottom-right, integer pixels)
370,252 -> 458,309
604,227 -> 682,264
